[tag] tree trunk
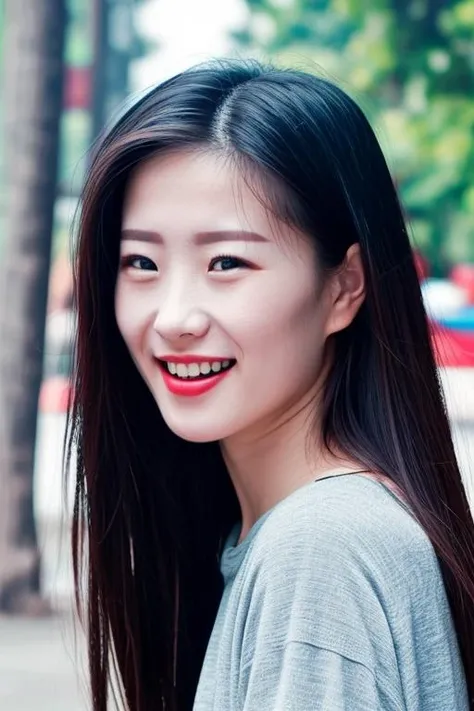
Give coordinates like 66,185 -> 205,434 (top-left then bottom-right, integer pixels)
0,0 -> 66,613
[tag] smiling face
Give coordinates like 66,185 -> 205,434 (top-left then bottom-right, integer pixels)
115,150 -> 338,443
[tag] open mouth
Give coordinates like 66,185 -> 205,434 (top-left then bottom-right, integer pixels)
158,359 -> 237,380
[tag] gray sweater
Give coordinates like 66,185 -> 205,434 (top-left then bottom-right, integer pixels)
193,474 -> 468,710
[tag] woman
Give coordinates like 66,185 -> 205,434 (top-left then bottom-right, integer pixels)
67,60 -> 474,710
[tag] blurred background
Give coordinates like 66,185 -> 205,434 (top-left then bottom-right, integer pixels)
0,0 -> 473,708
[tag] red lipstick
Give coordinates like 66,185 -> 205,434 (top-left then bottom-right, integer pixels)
156,356 -> 235,397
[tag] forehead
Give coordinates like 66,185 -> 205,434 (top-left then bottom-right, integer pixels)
122,149 -> 306,250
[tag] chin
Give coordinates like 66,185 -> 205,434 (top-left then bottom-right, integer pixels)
159,410 -> 233,444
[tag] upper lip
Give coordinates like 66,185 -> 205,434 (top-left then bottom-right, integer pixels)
157,355 -> 235,364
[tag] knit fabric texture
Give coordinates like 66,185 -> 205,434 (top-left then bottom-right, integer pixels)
193,475 -> 468,710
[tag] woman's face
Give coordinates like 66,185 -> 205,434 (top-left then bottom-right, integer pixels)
116,150 -> 336,443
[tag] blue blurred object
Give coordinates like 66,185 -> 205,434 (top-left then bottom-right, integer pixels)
437,306 -> 474,331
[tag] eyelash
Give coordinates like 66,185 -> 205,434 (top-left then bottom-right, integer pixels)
208,254 -> 249,272
120,254 -> 157,271
120,254 -> 250,273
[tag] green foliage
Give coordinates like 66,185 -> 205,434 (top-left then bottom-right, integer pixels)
66,0 -> 93,66
235,0 -> 474,272
0,0 -> 3,59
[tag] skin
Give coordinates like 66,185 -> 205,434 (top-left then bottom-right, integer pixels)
116,149 -> 366,540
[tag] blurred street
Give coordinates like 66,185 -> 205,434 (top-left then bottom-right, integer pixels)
1,403 -> 87,710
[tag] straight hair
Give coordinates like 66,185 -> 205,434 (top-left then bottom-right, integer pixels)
67,59 -> 474,710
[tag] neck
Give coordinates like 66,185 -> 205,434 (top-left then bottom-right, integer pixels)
220,395 -> 358,543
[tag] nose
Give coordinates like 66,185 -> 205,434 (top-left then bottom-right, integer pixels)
152,291 -> 210,344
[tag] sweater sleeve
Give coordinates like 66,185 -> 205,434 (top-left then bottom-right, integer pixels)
240,640 -> 389,711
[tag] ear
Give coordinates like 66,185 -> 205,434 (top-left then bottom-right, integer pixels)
324,243 -> 365,337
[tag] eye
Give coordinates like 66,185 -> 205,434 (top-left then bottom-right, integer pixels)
209,255 -> 248,272
121,254 -> 158,271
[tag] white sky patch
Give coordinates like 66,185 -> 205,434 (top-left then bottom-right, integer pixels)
131,0 -> 249,91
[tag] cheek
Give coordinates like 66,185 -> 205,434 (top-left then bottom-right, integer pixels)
115,283 -> 150,353
224,275 -> 325,367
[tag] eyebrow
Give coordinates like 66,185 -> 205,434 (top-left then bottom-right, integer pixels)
120,229 -> 269,245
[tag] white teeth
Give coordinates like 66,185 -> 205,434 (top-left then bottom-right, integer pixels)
176,363 -> 188,378
165,360 -> 234,379
187,363 -> 200,377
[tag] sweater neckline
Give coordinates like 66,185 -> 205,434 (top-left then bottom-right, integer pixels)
219,471 -> 409,583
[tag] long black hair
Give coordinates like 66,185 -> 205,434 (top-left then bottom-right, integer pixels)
67,59 -> 474,710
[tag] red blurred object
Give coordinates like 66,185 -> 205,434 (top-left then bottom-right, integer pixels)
39,376 -> 73,413
451,263 -> 474,304
413,250 -> 430,281
431,322 -> 474,367
64,66 -> 92,110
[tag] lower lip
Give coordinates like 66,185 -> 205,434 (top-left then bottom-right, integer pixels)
158,364 -> 233,397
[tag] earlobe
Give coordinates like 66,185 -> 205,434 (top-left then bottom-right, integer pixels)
325,243 -> 365,336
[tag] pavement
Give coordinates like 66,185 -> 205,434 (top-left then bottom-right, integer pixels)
2,409 -> 86,711
0,612 -> 88,711
1,369 -> 474,710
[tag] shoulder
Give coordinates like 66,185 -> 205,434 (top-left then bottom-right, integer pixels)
237,475 -> 460,687
244,475 -> 449,662
252,475 -> 441,597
